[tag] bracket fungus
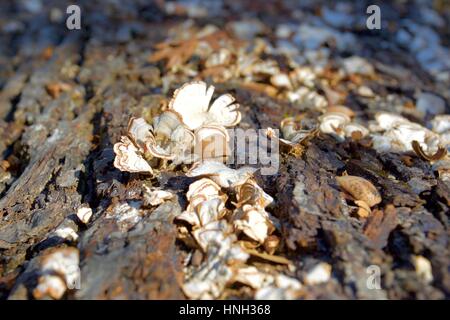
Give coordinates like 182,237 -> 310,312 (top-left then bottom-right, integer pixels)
76,206 -> 93,224
176,164 -> 281,298
113,81 -> 242,174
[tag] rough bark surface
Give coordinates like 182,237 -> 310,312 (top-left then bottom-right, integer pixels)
0,0 -> 449,299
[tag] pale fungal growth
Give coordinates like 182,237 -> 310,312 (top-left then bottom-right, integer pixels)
151,111 -> 197,164
178,177 -> 248,299
265,119 -> 317,156
304,262 -> 332,285
354,200 -> 371,218
113,81 -> 242,174
168,81 -> 241,130
113,136 -> 153,174
194,124 -> 230,162
373,112 -> 410,131
76,206 -> 93,224
54,226 -> 79,242
286,87 -> 328,110
142,185 -> 175,206
176,178 -> 227,228
430,115 -> 450,135
233,178 -> 276,243
187,160 -> 258,188
233,267 -> 303,299
270,73 -> 292,90
186,178 -> 224,204
289,66 -> 316,88
191,219 -> 231,252
343,123 -> 369,140
235,177 -> 274,209
371,112 -> 444,155
357,85 -> 375,98
279,117 -> 318,146
233,266 -> 274,289
177,169 -> 282,299
412,255 -> 433,284
238,57 -> 280,79
233,204 -> 275,243
204,48 -> 232,68
33,248 -> 80,300
336,175 -> 381,210
326,105 -> 356,118
319,112 -> 351,140
182,238 -> 249,299
106,201 -> 144,232
411,140 -> 447,162
319,106 -> 369,141
254,274 -> 303,300
430,115 -> 450,148
33,275 -> 67,300
127,117 -> 162,157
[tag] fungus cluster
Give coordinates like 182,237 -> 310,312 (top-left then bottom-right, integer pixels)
113,81 -> 240,173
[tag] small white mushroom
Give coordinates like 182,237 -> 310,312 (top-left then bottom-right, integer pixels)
326,105 -> 355,118
168,81 -> 241,130
289,67 -> 316,88
287,87 -> 328,110
186,177 -> 223,201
